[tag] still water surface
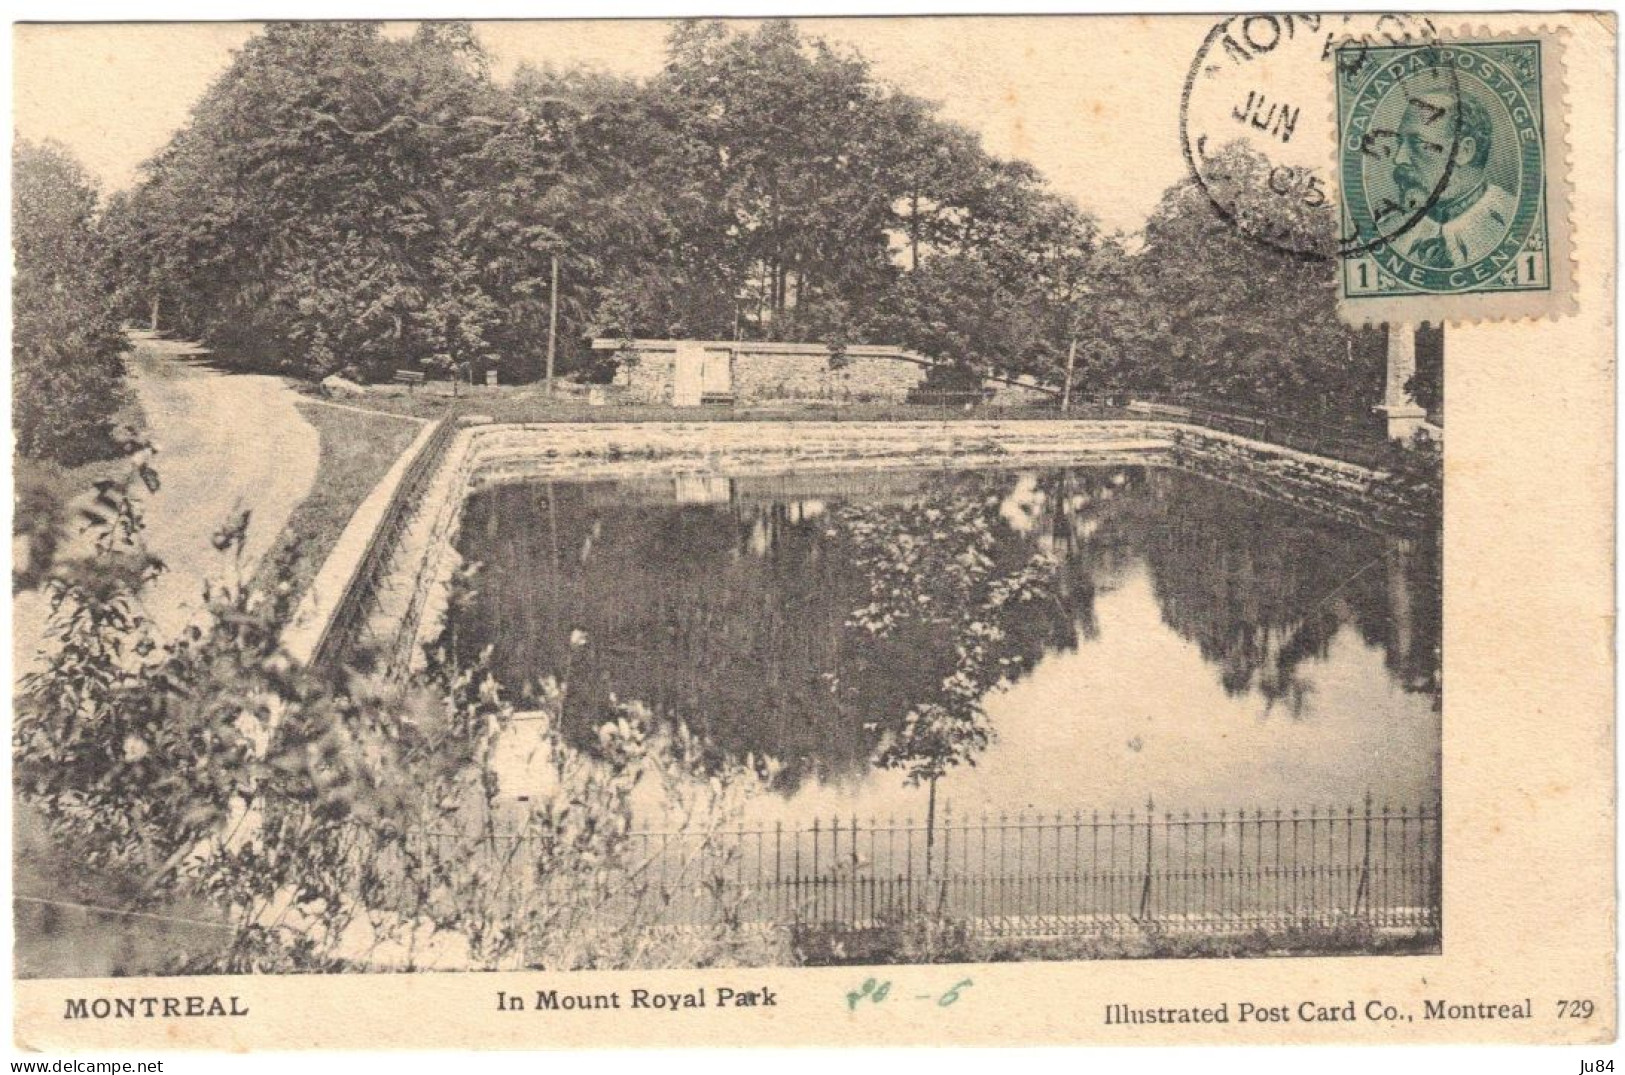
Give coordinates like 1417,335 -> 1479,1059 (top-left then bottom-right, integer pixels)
449,466 -> 1440,822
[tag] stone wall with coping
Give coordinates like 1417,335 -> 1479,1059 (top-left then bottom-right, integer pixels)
282,416 -> 437,666
733,352 -> 926,402
316,419 -> 1417,679
612,346 -> 928,404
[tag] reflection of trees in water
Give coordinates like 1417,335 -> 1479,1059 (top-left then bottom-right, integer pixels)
1026,469 -> 1442,715
451,467 -> 1442,791
1023,468 -> 1152,644
818,473 -> 1065,789
453,474 -> 1061,789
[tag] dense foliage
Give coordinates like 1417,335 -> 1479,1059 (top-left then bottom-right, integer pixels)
1072,144 -> 1387,426
15,465 -> 780,972
105,19 -> 1383,426
13,140 -> 131,464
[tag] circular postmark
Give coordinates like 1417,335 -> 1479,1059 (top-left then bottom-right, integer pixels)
1340,43 -> 1546,293
1180,14 -> 1450,260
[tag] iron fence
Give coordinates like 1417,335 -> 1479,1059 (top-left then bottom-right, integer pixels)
406,797 -> 1439,941
1124,394 -> 1393,469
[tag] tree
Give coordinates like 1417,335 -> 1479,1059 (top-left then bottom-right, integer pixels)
457,63 -> 707,381
111,19 -> 1115,387
650,20 -> 904,341
113,23 -> 509,382
823,482 -> 1059,873
12,140 -> 130,464
1106,143 -> 1384,426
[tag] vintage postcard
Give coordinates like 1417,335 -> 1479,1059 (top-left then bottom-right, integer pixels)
7,11 -> 1616,1054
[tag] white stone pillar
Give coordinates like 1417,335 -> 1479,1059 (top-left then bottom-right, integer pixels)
1380,324 -> 1428,441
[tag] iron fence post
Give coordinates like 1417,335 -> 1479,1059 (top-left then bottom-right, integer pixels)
1139,797 -> 1154,921
1355,792 -> 1373,917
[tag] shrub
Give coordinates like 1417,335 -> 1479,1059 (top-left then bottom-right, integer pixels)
14,465 -> 784,973
12,140 -> 130,464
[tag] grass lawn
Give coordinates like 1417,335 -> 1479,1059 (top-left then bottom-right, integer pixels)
304,380 -> 1128,425
255,399 -> 426,606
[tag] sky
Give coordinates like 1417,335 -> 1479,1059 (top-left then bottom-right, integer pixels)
13,17 -> 1213,236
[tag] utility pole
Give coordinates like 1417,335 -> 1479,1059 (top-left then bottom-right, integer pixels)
1061,335 -> 1078,415
545,252 -> 559,397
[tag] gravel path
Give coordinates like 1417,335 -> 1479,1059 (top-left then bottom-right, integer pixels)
125,333 -> 321,635
14,334 -> 321,670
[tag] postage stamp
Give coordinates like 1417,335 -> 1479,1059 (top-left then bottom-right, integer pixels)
1334,32 -> 1574,324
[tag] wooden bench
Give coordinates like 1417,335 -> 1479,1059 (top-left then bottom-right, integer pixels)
393,370 -> 426,394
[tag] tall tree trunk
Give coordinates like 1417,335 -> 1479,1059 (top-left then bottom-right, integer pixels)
545,253 -> 559,396
1062,335 -> 1077,414
910,190 -> 921,272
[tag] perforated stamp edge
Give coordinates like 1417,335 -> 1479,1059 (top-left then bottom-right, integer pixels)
1332,24 -> 1577,328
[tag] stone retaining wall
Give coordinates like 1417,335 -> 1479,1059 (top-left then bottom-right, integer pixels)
733,352 -> 926,402
282,416 -> 437,667
613,347 -> 928,404
317,420 -> 1419,678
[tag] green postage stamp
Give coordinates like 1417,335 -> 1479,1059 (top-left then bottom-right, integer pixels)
1336,34 -> 1573,324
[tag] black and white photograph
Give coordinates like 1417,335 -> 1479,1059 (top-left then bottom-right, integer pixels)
5,13 -> 1453,980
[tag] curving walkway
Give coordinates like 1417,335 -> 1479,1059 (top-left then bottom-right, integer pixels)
123,334 -> 321,636
14,333 -> 321,671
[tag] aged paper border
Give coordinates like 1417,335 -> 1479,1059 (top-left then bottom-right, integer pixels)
9,10 -> 1617,1051
1334,24 -> 1579,327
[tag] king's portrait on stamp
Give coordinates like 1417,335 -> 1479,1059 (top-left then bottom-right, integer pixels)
1337,39 -> 1563,316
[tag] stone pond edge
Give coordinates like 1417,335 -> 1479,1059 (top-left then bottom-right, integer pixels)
285,419 -> 1428,677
